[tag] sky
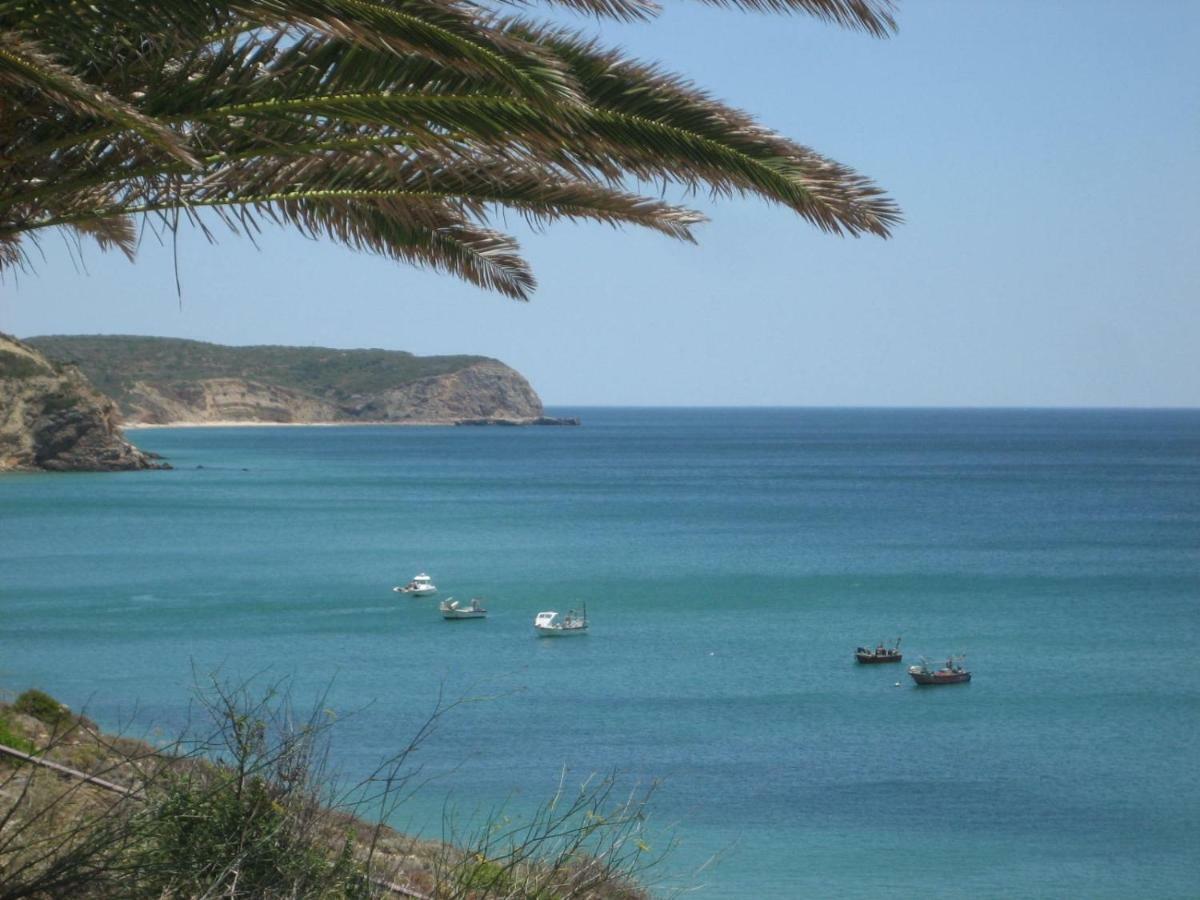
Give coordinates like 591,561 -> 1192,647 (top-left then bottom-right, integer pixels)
1,1 -> 1197,407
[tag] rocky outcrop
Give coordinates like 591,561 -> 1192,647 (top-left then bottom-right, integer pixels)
344,361 -> 543,423
457,415 -> 581,427
0,334 -> 164,472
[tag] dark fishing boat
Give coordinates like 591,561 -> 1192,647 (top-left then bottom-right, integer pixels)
855,638 -> 902,664
908,656 -> 971,685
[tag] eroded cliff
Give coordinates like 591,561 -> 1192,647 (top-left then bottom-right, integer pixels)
0,334 -> 163,472
346,360 -> 542,423
27,336 -> 571,426
124,378 -> 342,424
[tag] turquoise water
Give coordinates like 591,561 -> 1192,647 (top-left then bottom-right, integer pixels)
2,408 -> 1198,897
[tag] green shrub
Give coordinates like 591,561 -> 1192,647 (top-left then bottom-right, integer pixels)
129,774 -> 371,899
0,349 -> 50,379
13,689 -> 72,728
0,713 -> 37,753
0,679 -> 661,899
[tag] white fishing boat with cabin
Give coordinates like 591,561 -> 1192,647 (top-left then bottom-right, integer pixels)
393,573 -> 437,596
440,597 -> 487,619
533,606 -> 588,637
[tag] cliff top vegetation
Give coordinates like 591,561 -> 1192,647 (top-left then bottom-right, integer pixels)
26,335 -> 495,407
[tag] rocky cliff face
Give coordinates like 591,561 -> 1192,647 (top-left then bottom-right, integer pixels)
116,361 -> 545,425
0,335 -> 163,472
124,379 -> 342,424
345,361 -> 543,423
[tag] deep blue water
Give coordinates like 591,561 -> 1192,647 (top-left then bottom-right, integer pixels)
2,408 -> 1198,897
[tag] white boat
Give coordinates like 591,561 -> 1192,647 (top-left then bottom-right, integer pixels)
533,607 -> 588,637
440,597 -> 487,619
393,573 -> 437,596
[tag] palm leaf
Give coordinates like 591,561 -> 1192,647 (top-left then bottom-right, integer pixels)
501,0 -> 896,35
0,31 -> 196,165
0,0 -> 902,294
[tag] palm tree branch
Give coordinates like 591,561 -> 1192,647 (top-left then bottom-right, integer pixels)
194,88 -> 890,235
0,0 -> 901,292
496,0 -> 895,35
690,0 -> 895,36
5,86 -> 896,236
16,179 -> 700,241
0,30 -> 198,166
233,0 -> 583,104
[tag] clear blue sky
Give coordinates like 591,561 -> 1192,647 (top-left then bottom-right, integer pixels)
2,1 -> 1196,406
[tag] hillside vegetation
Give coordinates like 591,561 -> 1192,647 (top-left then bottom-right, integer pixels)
27,335 -> 493,409
0,685 -> 657,899
22,336 -> 553,425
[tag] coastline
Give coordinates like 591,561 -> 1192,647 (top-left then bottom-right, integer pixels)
124,415 -> 580,429
123,420 -> 452,429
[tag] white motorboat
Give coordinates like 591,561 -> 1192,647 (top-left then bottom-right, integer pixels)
393,573 -> 437,596
533,607 -> 588,637
440,597 -> 487,619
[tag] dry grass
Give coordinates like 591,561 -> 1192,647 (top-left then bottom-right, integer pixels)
0,686 -> 661,900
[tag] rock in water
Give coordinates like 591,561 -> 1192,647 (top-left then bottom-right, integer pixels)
0,333 -> 165,472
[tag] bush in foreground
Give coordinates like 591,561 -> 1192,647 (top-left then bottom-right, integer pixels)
11,689 -> 73,729
0,683 -> 667,899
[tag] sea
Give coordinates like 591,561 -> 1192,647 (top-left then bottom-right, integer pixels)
2,408 -> 1198,898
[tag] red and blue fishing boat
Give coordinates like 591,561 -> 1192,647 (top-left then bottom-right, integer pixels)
908,656 -> 971,685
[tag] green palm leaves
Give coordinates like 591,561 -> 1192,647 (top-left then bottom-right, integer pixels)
0,0 -> 900,298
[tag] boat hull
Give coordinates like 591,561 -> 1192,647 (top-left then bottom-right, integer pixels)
395,586 -> 437,596
855,653 -> 902,664
443,611 -> 486,619
535,626 -> 588,637
909,671 -> 971,685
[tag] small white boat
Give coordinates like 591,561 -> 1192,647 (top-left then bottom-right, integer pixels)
534,607 -> 588,637
393,573 -> 437,596
440,597 -> 487,620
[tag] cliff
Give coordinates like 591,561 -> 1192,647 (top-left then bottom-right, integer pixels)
0,334 -> 164,472
26,335 -> 574,426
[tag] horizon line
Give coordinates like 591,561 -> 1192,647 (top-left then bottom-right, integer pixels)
542,403 -> 1200,411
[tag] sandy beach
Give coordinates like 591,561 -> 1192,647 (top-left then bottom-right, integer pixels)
123,419 -> 471,429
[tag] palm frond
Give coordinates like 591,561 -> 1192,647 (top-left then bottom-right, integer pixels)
0,0 -> 902,294
494,0 -> 662,23
0,31 -> 196,165
235,0 -> 583,104
691,0 -> 895,36
303,198 -> 537,298
498,0 -> 896,35
502,24 -> 901,234
68,215 -> 138,261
